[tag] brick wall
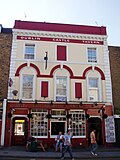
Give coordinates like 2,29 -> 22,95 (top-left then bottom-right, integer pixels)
109,46 -> 120,113
0,33 -> 12,99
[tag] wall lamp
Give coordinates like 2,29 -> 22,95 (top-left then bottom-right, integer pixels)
65,101 -> 68,105
19,99 -> 22,104
50,100 -> 53,105
80,101 -> 83,105
35,100 -> 37,104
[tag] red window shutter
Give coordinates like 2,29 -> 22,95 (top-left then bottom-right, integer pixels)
75,83 -> 82,98
41,81 -> 48,97
57,46 -> 66,61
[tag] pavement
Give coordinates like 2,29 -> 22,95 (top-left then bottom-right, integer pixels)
0,145 -> 120,159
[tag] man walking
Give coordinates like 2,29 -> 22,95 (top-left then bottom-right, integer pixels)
90,129 -> 98,156
61,130 -> 74,160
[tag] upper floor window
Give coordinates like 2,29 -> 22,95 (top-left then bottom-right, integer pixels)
24,44 -> 35,59
56,77 -> 67,102
57,45 -> 67,61
87,47 -> 97,63
22,75 -> 34,99
88,77 -> 99,101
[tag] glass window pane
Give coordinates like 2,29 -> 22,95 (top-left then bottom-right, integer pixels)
22,75 -> 33,99
31,109 -> 48,137
25,44 -> 35,59
56,77 -> 67,102
69,110 -> 86,137
89,78 -> 98,87
88,48 -> 97,62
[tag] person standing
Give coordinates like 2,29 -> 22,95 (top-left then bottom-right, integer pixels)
90,129 -> 98,156
55,131 -> 63,152
61,130 -> 74,160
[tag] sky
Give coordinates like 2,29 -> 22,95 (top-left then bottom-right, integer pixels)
0,0 -> 120,46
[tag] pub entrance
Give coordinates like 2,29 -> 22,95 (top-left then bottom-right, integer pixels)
11,117 -> 28,146
88,117 -> 103,145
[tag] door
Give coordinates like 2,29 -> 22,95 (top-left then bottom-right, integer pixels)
12,117 -> 28,146
88,117 -> 102,145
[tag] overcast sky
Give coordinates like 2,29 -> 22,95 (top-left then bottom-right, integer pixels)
0,0 -> 120,46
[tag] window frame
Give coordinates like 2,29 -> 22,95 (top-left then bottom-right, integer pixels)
30,109 -> 48,138
20,68 -> 36,100
87,76 -> 102,101
54,76 -> 69,102
69,110 -> 86,138
87,47 -> 98,63
24,43 -> 36,60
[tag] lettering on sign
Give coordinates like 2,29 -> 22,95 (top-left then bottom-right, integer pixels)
17,36 -> 103,45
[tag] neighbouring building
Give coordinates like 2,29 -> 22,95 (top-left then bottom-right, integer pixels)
109,46 -> 120,146
0,24 -> 12,145
2,20 -> 115,147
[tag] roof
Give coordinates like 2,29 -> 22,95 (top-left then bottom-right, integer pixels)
14,20 -> 107,35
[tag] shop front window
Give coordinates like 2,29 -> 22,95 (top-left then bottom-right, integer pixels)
30,109 -> 48,137
69,110 -> 86,137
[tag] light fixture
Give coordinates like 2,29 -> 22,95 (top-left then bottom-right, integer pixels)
35,100 -> 37,104
50,100 -> 53,105
19,99 -> 22,104
80,101 -> 83,105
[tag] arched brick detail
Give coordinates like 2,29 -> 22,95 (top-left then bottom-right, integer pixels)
50,65 -> 60,77
63,65 -> 74,77
15,63 -> 27,76
15,63 -> 41,77
94,66 -> 105,80
50,65 -> 74,77
82,66 -> 92,78
30,63 -> 40,77
82,66 -> 105,80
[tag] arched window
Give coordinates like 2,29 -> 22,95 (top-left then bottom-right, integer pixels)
20,67 -> 36,100
54,68 -> 70,102
87,70 -> 102,101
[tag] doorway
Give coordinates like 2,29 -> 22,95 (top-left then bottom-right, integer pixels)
11,117 -> 28,146
88,117 -> 102,145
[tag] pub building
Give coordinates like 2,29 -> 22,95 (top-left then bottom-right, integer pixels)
1,20 -> 115,147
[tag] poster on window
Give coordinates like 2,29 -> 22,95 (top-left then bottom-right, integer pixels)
105,116 -> 116,143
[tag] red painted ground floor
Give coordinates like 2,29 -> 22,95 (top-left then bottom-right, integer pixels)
2,101 -> 115,148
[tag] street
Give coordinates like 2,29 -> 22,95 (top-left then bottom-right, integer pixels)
1,157 -> 120,160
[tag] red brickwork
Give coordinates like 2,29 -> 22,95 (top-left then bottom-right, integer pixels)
0,32 -> 12,99
109,46 -> 120,114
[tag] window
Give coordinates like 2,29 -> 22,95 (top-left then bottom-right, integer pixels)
69,110 -> 86,137
22,75 -> 33,99
31,109 -> 48,137
88,78 -> 99,101
57,45 -> 67,61
87,47 -> 97,63
50,110 -> 66,136
56,77 -> 67,101
24,44 -> 35,59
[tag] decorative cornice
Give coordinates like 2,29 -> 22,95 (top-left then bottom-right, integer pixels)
13,29 -> 107,42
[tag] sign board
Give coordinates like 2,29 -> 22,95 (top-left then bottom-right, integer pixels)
105,116 -> 116,143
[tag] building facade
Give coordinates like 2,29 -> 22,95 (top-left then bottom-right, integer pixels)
3,20 -> 115,147
109,46 -> 120,146
0,24 -> 12,145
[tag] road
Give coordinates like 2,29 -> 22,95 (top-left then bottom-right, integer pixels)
1,158 -> 120,160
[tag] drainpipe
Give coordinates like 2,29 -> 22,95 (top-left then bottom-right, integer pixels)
1,99 -> 7,146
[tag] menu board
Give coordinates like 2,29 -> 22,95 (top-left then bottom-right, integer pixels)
105,116 -> 116,143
